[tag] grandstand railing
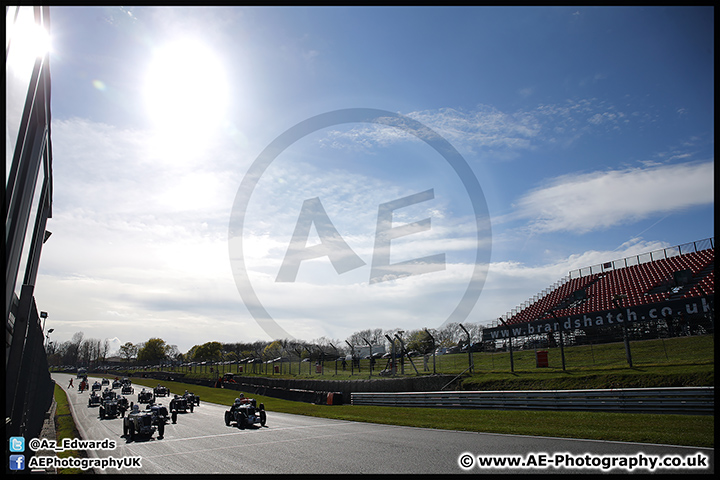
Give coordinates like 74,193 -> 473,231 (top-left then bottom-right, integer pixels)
351,387 -> 714,415
567,237 -> 714,280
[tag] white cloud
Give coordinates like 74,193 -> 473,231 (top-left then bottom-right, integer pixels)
510,161 -> 714,234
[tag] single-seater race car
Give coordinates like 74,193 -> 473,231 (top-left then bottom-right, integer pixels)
123,404 -> 164,441
224,395 -> 266,429
153,384 -> 169,397
99,393 -> 128,419
120,378 -> 134,395
183,390 -> 200,407
147,402 -> 173,427
169,394 -> 193,415
88,391 -> 102,407
138,388 -> 154,404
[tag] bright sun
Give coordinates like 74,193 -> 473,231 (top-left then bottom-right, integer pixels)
7,11 -> 51,71
143,38 -> 229,140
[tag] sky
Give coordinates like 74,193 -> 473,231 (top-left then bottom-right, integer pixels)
33,6 -> 714,355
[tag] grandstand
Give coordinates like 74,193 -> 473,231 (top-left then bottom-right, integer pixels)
500,238 -> 714,327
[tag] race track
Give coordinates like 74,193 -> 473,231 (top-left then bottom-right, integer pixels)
48,374 -> 713,474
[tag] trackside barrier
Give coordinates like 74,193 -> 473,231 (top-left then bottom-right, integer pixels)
351,387 -> 714,415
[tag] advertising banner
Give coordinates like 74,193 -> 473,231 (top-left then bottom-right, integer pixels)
482,296 -> 713,341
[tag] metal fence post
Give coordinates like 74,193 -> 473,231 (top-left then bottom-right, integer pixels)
459,324 -> 473,373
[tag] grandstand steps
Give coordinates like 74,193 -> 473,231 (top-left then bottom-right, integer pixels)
667,260 -> 714,301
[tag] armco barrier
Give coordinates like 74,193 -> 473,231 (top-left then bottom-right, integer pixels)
351,387 -> 714,415
131,372 -> 459,405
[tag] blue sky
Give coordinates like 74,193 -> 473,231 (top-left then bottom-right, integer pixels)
35,6 -> 713,354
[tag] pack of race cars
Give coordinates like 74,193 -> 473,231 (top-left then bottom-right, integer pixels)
77,375 -> 266,441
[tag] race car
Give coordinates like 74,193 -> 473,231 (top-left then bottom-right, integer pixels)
169,394 -> 193,414
183,390 -> 200,406
123,405 -> 164,440
99,394 -> 128,419
153,384 -> 169,397
147,402 -> 173,426
224,395 -> 266,429
100,388 -> 117,402
121,383 -> 134,395
137,388 -> 154,404
88,391 -> 102,407
91,381 -> 102,392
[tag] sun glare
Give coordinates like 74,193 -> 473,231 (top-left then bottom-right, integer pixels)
7,14 -> 51,71
144,38 -> 229,140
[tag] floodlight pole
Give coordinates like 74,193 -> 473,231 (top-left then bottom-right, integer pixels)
45,328 -> 54,351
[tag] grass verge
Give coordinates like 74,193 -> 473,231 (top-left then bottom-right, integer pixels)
459,363 -> 714,390
53,383 -> 90,474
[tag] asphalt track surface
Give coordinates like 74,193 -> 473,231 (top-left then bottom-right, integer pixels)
50,373 -> 713,474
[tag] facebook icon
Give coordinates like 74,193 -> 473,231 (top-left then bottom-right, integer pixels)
10,454 -> 25,471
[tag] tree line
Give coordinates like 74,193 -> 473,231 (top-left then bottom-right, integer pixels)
47,322 -> 486,368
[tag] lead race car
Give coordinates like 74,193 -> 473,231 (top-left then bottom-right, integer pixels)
123,402 -> 170,440
123,404 -> 164,441
153,384 -> 169,397
137,388 -> 154,404
169,394 -> 193,415
147,402 -> 171,427
224,395 -> 266,429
